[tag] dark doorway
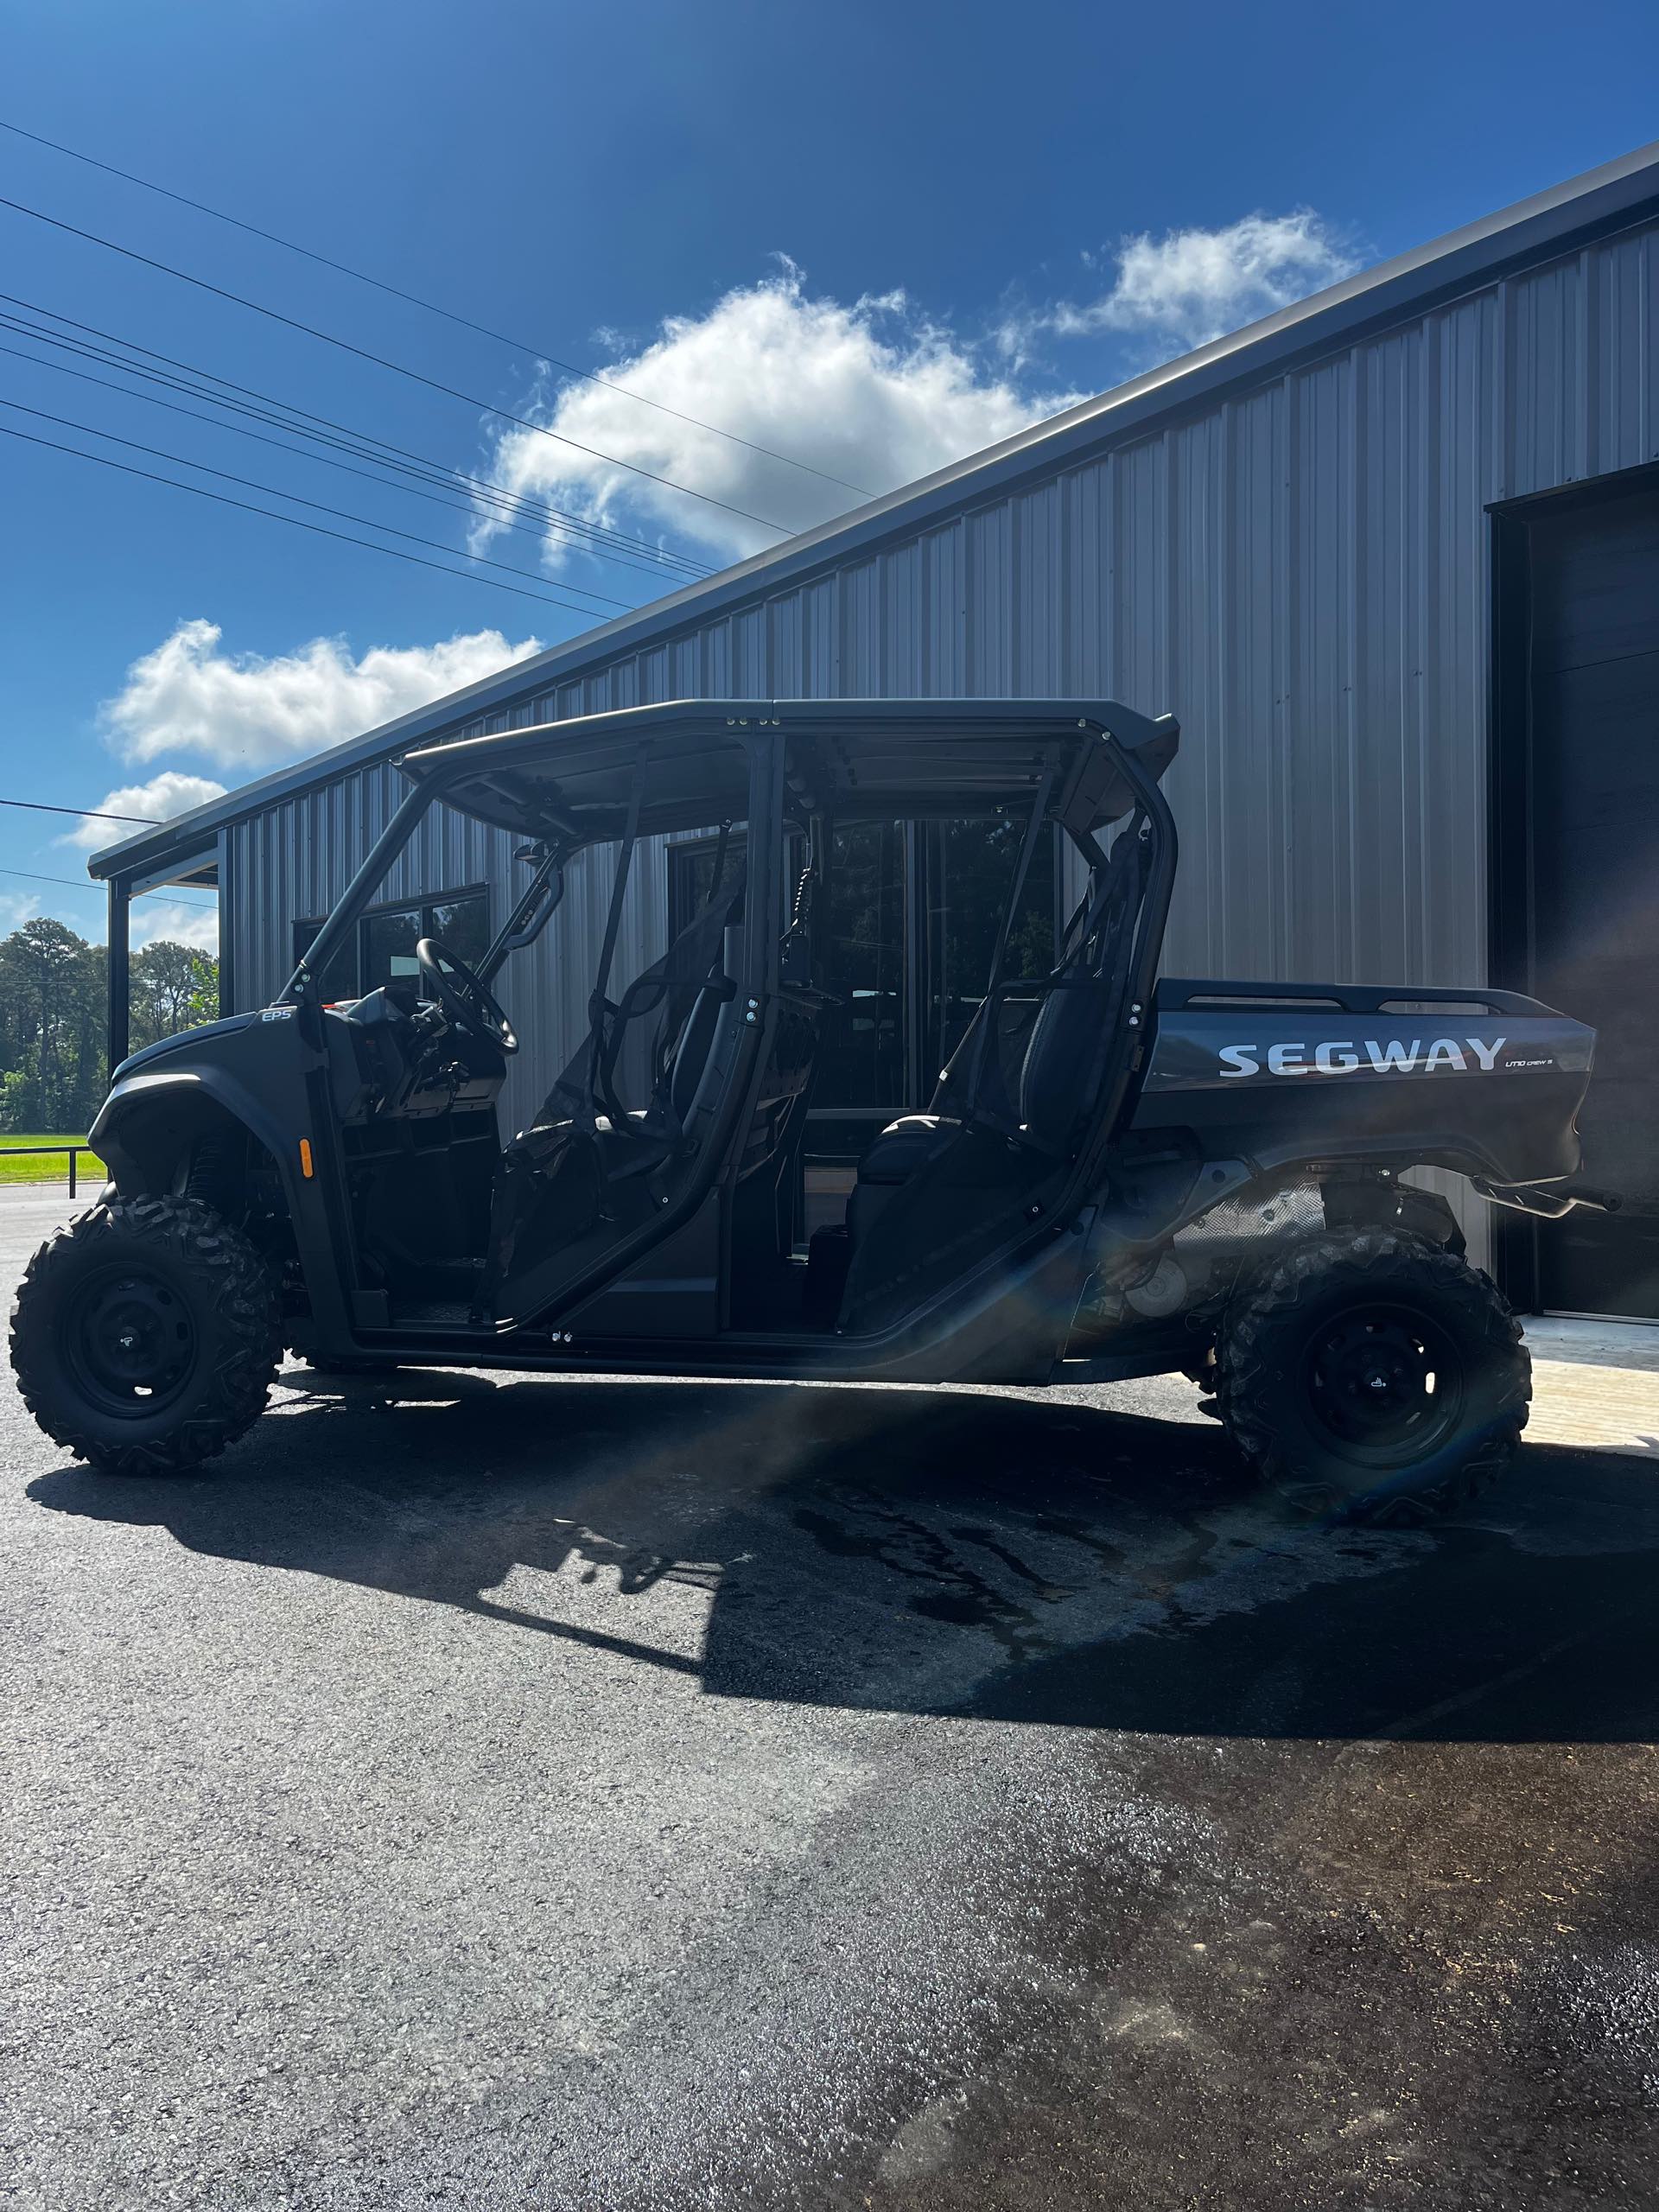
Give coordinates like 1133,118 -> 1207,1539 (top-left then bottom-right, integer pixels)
1494,473 -> 1659,1319
919,813 -> 1057,1084
816,819 -> 910,1129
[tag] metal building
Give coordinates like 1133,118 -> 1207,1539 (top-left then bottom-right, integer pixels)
91,142 -> 1659,1319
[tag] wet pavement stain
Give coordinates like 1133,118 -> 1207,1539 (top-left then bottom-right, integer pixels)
944,1524 -> 1071,1602
793,1493 -> 1061,1663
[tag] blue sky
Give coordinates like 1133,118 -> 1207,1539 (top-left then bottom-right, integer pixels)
3,0 -> 1656,948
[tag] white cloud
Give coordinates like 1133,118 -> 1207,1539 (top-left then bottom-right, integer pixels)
101,620 -> 543,770
1027,211 -> 1359,358
130,896 -> 219,954
84,208 -> 1354,852
0,892 -> 41,931
476,264 -> 1082,567
63,770 -> 228,850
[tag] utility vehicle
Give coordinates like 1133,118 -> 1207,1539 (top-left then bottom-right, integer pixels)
11,700 -> 1613,1520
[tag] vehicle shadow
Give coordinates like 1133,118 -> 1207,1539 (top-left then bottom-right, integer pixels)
28,1366 -> 1659,1742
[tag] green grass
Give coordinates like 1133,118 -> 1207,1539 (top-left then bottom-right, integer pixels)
0,1135 -> 106,1186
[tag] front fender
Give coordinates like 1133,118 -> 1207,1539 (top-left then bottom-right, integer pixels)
92,1066 -> 298,1197
90,1062 -> 354,1344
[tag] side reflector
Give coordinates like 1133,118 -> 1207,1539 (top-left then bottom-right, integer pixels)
298,1137 -> 315,1179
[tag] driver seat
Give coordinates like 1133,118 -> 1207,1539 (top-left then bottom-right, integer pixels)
592,862 -> 747,1161
491,863 -> 745,1195
586,963 -> 739,1158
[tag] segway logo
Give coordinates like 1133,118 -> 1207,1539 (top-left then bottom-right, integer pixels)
1217,1036 -> 1507,1078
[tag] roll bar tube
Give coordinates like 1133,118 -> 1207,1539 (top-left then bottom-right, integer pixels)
281,772 -> 442,1007
478,844 -> 567,985
1083,716 -> 1179,1021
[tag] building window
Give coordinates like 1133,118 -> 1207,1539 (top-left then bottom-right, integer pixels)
667,834 -> 747,938
293,887 -> 489,1004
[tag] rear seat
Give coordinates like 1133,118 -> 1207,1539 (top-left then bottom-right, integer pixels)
846,1114 -> 958,1246
844,967 -> 1116,1253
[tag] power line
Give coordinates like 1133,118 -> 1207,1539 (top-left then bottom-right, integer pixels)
0,115 -> 877,499
0,328 -> 707,591
0,419 -> 636,616
0,394 -> 640,613
0,861 -> 216,912
0,795 -> 161,824
0,294 -> 714,583
0,192 -> 800,535
1,293 -> 713,577
0,315 -> 707,589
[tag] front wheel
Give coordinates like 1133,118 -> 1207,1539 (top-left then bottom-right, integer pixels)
1214,1230 -> 1529,1525
10,1195 -> 281,1476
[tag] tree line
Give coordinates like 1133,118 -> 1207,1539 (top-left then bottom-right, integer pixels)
0,919 -> 219,1134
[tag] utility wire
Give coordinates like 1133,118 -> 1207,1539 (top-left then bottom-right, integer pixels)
0,394 -> 641,611
1,292 -> 713,576
0,312 -> 705,588
0,193 -> 799,534
0,329 -> 706,590
0,795 -> 161,824
0,419 -> 637,616
0,115 -> 877,498
0,296 -> 709,574
0,861 -> 215,911
0,293 -> 714,582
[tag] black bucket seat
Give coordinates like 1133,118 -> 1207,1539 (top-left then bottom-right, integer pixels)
845,821 -> 1148,1257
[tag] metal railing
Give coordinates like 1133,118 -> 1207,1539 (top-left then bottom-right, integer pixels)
0,1144 -> 101,1197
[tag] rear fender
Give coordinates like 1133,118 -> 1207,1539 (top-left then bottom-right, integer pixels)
1322,1175 -> 1465,1252
1073,1154 -> 1470,1357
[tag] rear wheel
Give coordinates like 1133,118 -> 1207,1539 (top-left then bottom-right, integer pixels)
1215,1230 -> 1529,1524
10,1195 -> 281,1476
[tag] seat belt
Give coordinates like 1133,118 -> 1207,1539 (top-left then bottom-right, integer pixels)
649,820 -> 740,1089
585,751 -> 645,1121
984,760 -> 1057,998
960,760 -> 1057,1116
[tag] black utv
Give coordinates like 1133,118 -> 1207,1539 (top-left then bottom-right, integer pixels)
11,700 -> 1611,1522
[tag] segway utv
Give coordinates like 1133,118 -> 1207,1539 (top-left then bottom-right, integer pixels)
11,699 -> 1611,1521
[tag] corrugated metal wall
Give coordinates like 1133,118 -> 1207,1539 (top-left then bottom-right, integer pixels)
225,218 -> 1659,1176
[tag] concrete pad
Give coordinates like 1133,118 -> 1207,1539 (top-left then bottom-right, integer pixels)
1523,1319 -> 1659,1456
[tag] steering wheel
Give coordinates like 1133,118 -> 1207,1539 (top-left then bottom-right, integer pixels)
415,938 -> 518,1056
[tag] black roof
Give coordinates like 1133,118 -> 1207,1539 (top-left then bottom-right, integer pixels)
397,697 -> 1179,843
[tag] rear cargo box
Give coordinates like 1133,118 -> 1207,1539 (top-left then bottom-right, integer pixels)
1130,980 -> 1594,1186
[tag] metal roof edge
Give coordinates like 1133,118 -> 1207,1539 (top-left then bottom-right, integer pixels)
88,136 -> 1659,885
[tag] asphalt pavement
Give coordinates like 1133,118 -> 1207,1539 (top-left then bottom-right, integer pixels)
3,1184 -> 1656,2211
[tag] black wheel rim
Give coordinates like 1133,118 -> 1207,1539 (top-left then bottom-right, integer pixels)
1300,1300 -> 1466,1467
63,1266 -> 198,1418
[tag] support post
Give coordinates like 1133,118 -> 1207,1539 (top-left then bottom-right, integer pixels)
107,876 -> 130,1075
216,832 -> 233,1018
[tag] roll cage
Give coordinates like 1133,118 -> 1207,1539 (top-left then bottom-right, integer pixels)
270,698 -> 1178,1367
284,696 -> 1178,1013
